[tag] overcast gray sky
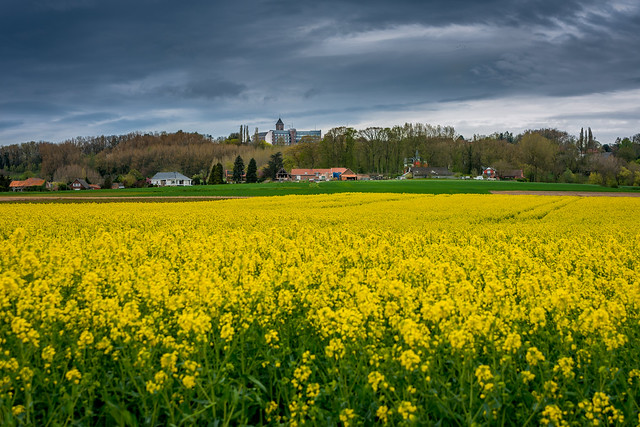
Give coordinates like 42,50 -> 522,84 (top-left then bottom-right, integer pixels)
1,0 -> 639,145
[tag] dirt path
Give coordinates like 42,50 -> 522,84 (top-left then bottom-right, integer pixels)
490,191 -> 640,197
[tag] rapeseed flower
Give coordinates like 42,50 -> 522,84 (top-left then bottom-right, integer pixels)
1,194 -> 639,425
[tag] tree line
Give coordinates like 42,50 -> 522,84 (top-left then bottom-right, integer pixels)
1,125 -> 639,188
284,125 -> 640,186
0,131 -> 280,186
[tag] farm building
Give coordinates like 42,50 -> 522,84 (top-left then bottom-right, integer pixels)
499,169 -> 525,180
410,167 -> 453,178
290,168 -> 357,181
9,177 -> 46,191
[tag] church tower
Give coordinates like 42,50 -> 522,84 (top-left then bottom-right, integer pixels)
276,118 -> 284,131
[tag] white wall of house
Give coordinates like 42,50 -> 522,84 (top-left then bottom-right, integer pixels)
151,178 -> 192,186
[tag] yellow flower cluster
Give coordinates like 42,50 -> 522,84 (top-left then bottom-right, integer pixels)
1,193 -> 639,425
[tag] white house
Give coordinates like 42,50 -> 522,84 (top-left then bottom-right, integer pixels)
150,172 -> 192,186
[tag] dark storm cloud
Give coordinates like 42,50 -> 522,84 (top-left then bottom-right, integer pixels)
1,0 -> 639,144
0,101 -> 63,116
171,78 -> 247,100
56,112 -> 119,124
0,120 -> 24,130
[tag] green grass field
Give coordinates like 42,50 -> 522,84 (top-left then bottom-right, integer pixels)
2,179 -> 639,199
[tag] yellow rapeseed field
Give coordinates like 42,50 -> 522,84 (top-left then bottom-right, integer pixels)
1,193 -> 639,425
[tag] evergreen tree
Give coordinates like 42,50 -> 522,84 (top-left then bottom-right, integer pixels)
246,158 -> 258,183
265,152 -> 284,180
207,165 -> 216,185
218,163 -> 225,184
232,156 -> 245,183
208,163 -> 225,184
215,163 -> 225,184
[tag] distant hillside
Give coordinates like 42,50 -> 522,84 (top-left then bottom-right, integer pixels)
0,131 -> 279,184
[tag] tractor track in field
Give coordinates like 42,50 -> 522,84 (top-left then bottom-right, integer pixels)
490,191 -> 640,197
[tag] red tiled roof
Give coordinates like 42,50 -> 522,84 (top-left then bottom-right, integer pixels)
9,178 -> 45,187
290,168 -> 352,176
290,169 -> 330,175
24,178 -> 45,186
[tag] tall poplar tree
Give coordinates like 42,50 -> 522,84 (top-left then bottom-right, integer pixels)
578,128 -> 585,155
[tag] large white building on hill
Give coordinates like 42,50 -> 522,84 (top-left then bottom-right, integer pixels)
256,118 -> 321,145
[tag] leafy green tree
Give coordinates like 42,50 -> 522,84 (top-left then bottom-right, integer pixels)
614,137 -> 640,162
103,175 -> 113,190
246,158 -> 258,183
0,174 -> 10,192
232,156 -> 244,183
518,133 -> 557,182
120,169 -> 143,188
588,172 -> 603,185
617,166 -> 632,186
560,168 -> 576,183
318,127 -> 357,169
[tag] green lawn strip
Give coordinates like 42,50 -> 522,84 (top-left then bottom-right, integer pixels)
1,180 -> 639,199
